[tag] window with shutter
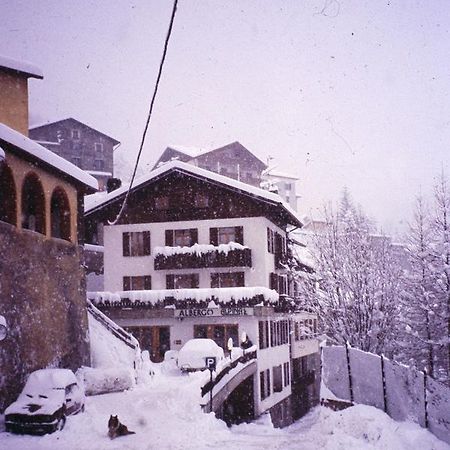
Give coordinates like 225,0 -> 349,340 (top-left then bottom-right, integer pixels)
210,272 -> 244,288
209,228 -> 218,246
166,228 -> 198,247
166,274 -> 175,289
123,275 -> 152,291
123,231 -> 151,256
165,229 -> 173,246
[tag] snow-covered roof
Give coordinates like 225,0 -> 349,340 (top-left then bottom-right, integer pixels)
0,55 -> 43,79
84,160 -> 302,226
263,167 -> 298,180
0,123 -> 97,191
29,117 -> 120,145
86,170 -> 113,177
167,145 -> 208,158
34,140 -> 60,146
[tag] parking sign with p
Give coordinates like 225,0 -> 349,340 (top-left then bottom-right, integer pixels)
205,356 -> 216,371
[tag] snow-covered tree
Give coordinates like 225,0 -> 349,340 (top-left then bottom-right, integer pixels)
431,171 -> 450,383
399,171 -> 450,384
398,196 -> 437,375
297,192 -> 402,355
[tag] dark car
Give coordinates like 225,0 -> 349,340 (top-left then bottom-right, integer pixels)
5,368 -> 85,435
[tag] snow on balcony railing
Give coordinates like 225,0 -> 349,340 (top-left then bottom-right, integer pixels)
87,286 -> 278,309
154,242 -> 248,257
154,242 -> 252,270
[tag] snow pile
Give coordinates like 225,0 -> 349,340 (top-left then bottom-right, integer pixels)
76,367 -> 134,396
83,308 -> 138,395
154,242 -> 249,257
88,310 -> 136,369
1,381 -> 448,449
88,286 -> 279,306
177,339 -> 225,371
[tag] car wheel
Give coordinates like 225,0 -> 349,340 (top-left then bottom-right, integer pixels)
56,415 -> 66,432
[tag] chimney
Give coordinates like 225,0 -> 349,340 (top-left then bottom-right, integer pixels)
0,55 -> 43,136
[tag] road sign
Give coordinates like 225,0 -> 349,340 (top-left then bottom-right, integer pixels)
205,356 -> 216,371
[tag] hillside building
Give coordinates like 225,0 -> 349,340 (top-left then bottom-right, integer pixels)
29,118 -> 120,191
0,56 -> 97,411
84,160 -> 319,427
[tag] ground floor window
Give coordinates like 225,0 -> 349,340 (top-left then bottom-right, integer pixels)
194,324 -> 239,350
124,326 -> 170,363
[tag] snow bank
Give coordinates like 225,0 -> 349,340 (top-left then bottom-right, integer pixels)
76,367 -> 134,396
85,305 -> 142,395
88,309 -> 136,369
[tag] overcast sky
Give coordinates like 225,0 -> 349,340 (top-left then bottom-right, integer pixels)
1,0 -> 449,233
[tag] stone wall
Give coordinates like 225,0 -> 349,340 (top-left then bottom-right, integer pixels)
0,221 -> 90,411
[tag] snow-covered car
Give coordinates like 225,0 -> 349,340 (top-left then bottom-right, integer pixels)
5,368 -> 85,435
177,338 -> 225,372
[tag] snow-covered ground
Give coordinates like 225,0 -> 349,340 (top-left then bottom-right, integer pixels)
0,367 -> 448,450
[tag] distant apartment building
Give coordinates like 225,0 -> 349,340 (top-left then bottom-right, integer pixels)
29,118 -> 120,191
153,141 -> 300,211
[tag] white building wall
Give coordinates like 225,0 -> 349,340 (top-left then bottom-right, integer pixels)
103,216 -> 286,292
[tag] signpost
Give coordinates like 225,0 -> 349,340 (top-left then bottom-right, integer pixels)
205,356 -> 217,412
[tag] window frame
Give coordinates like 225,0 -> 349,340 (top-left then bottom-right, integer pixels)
122,231 -> 151,257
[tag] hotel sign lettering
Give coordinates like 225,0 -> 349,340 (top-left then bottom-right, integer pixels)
175,307 -> 253,318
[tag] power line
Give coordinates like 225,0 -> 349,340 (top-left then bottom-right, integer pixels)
110,0 -> 179,225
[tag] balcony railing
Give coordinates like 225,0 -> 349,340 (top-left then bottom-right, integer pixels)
154,243 -> 252,270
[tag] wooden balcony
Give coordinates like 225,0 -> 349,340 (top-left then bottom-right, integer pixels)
154,246 -> 252,270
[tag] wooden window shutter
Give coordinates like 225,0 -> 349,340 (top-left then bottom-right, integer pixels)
267,228 -> 271,252
209,227 -> 218,246
165,229 -> 173,246
235,226 -> 244,245
123,276 -> 131,291
123,232 -> 130,256
190,228 -> 198,245
144,276 -> 152,290
192,274 -> 200,288
270,273 -> 278,291
211,273 -> 220,288
166,274 -> 175,290
143,231 -> 151,255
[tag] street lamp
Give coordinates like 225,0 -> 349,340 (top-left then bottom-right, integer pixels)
0,315 -> 8,341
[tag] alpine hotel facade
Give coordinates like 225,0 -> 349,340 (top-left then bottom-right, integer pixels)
84,160 -> 319,427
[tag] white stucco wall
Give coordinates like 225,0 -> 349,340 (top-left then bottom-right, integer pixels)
103,216 -> 286,292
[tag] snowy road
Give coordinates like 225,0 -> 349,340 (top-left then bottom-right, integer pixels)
0,372 -> 448,450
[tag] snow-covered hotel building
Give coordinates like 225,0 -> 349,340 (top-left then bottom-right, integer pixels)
84,160 -> 319,427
